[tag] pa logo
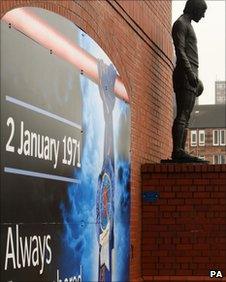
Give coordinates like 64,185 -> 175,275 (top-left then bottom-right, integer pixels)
210,270 -> 223,278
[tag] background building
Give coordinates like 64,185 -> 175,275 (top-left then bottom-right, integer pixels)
215,80 -> 226,104
186,104 -> 226,163
187,80 -> 226,163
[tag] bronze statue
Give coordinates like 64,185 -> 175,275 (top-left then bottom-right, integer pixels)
171,0 -> 208,162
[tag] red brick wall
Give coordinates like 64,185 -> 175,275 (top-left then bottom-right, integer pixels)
142,163 -> 226,281
1,1 -> 173,280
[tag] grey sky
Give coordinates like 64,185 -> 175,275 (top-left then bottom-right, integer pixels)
172,0 -> 226,105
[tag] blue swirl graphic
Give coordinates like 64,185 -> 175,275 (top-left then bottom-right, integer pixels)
59,31 -> 130,282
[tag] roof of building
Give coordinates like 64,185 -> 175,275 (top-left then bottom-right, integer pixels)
189,104 -> 226,129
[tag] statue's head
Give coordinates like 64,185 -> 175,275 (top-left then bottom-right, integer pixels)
184,0 -> 207,22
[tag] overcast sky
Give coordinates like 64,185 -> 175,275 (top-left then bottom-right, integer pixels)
172,0 -> 226,105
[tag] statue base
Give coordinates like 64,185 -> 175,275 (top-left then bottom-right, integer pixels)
161,158 -> 209,164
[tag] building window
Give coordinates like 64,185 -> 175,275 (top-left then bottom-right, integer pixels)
199,130 -> 205,146
220,130 -> 226,146
213,155 -> 219,164
213,130 -> 219,146
191,130 -> 197,147
213,155 -> 226,164
220,155 -> 226,164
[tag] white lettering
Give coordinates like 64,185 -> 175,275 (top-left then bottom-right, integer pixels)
23,130 -> 31,156
20,236 -> 32,267
46,235 -> 52,264
210,270 -> 223,278
38,135 -> 44,158
4,225 -> 52,275
4,227 -> 16,270
38,236 -> 46,275
8,119 -> 81,169
56,268 -> 82,282
17,121 -> 24,155
32,236 -> 39,267
6,117 -> 15,152
16,225 -> 21,268
216,271 -> 223,278
44,136 -> 50,160
53,140 -> 60,169
16,121 -> 61,168
30,132 -> 37,157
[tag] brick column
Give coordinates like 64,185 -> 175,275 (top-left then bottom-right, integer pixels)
141,164 -> 226,282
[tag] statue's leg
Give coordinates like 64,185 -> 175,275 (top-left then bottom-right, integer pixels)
171,90 -> 187,158
172,121 -> 186,158
172,89 -> 196,159
171,66 -> 208,162
182,90 -> 196,150
172,90 -> 208,162
182,128 -> 188,151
